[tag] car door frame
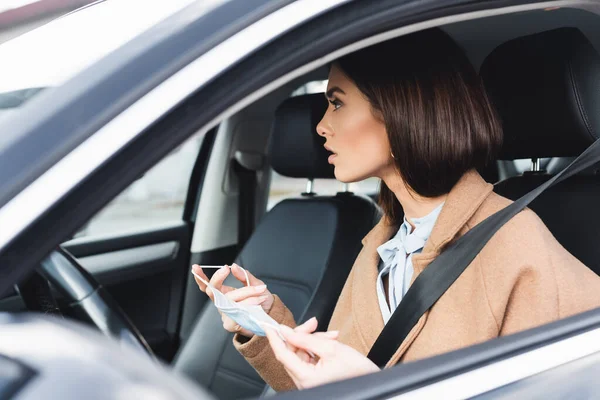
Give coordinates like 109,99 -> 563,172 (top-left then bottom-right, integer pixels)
1,0 -> 600,398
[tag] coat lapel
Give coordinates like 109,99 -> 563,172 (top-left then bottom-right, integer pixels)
422,170 -> 494,256
351,217 -> 397,352
354,170 -> 494,364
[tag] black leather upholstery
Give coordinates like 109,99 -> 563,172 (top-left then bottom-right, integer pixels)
269,94 -> 333,179
481,28 -> 600,160
483,28 -> 600,275
173,94 -> 380,399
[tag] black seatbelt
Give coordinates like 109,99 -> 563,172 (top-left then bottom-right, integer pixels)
367,138 -> 600,368
233,151 -> 264,250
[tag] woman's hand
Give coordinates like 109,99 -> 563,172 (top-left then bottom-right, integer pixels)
284,317 -> 340,362
264,322 -> 379,389
192,263 -> 274,338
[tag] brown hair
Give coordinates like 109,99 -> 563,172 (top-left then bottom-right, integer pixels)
335,28 -> 502,225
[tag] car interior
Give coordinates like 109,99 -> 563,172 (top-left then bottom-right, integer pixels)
3,4 -> 600,400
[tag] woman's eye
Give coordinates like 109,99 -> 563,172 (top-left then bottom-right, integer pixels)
329,99 -> 342,110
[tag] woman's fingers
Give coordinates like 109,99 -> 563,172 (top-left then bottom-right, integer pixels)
209,265 -> 231,290
289,328 -> 337,364
294,317 -> 318,334
264,326 -> 311,383
314,331 -> 339,340
279,318 -> 334,364
225,284 -> 268,302
237,295 -> 270,306
295,348 -> 313,364
280,327 -> 336,359
192,265 -> 237,300
220,285 -> 235,295
191,265 -> 210,291
221,313 -> 254,337
284,317 -> 317,357
231,263 -> 263,286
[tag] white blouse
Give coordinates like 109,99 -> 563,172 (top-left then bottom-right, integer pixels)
376,202 -> 444,324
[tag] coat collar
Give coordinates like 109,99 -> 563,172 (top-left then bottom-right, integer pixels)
421,170 -> 494,258
352,170 -> 494,355
361,170 -> 493,259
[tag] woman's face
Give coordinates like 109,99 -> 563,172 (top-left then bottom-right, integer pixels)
316,64 -> 392,183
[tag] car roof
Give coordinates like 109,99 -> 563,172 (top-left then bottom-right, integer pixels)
0,0 -> 200,93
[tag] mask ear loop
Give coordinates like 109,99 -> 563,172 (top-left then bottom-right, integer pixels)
191,266 -> 250,287
237,265 -> 251,287
191,270 -> 210,287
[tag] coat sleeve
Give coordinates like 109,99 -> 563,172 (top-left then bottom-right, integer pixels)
232,295 -> 298,392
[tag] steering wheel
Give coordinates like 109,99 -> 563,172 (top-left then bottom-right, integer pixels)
17,247 -> 154,358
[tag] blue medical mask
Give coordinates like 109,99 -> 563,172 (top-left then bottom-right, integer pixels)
192,270 -> 280,337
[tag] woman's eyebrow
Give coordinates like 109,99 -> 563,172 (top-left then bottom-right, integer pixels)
325,86 -> 346,98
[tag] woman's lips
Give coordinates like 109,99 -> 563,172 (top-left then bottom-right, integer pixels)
324,145 -> 336,164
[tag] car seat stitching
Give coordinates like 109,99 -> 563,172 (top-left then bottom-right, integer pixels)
569,56 -> 597,141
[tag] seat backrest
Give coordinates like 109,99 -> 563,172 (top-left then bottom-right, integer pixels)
481,28 -> 600,274
173,94 -> 380,400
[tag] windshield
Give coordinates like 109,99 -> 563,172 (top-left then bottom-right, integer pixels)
0,0 -> 198,112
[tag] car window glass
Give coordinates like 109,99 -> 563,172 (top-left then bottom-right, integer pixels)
73,133 -> 203,238
512,157 -> 551,174
290,80 -> 328,97
268,172 -> 379,210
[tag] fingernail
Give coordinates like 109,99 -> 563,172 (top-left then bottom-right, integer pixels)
255,285 -> 267,291
309,316 -> 317,323
325,330 -> 339,337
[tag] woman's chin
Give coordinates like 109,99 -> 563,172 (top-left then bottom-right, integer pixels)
333,167 -> 360,184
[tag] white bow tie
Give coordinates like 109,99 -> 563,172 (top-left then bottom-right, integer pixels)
377,229 -> 427,269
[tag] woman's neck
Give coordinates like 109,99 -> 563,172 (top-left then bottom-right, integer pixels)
382,171 -> 447,222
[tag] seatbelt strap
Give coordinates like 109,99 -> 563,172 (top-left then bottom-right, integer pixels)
367,138 -> 600,368
233,151 -> 264,249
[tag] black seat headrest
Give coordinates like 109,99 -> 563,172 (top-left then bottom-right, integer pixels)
269,93 -> 334,179
481,28 -> 600,160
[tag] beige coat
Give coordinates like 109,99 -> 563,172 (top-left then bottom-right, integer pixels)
234,170 -> 600,392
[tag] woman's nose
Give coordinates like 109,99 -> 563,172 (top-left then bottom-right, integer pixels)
316,115 -> 329,137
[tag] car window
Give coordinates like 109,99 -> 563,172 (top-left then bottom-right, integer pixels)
512,157 -> 552,174
291,79 -> 328,97
268,172 -> 380,210
73,133 -> 204,238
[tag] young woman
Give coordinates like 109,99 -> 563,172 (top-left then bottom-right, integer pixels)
192,28 -> 600,391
